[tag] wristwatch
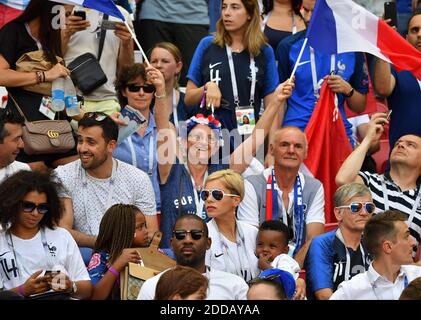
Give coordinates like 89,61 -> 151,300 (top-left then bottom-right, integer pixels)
71,281 -> 78,294
344,87 -> 355,98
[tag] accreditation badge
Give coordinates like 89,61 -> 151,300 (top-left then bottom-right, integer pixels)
235,106 -> 255,136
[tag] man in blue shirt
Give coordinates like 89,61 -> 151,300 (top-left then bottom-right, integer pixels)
373,9 -> 421,150
276,31 -> 368,146
305,183 -> 373,300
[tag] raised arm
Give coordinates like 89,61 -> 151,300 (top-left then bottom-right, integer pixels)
335,113 -> 387,186
373,58 -> 396,97
230,80 -> 294,174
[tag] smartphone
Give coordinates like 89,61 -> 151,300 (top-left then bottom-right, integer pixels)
44,270 -> 60,277
384,2 -> 397,27
73,10 -> 86,20
101,20 -> 118,30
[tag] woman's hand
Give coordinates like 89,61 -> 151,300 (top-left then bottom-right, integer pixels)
145,66 -> 165,96
293,278 -> 306,300
63,13 -> 90,38
325,74 -> 352,95
44,63 -> 70,82
205,81 -> 222,109
112,248 -> 142,271
20,270 -> 51,296
275,78 -> 295,102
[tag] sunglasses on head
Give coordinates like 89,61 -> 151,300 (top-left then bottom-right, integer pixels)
336,202 -> 376,214
199,189 -> 239,201
172,229 -> 205,240
21,201 -> 49,214
84,111 -> 107,122
127,84 -> 155,93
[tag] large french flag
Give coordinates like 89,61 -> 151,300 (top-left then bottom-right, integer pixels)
307,0 -> 421,80
51,0 -> 125,21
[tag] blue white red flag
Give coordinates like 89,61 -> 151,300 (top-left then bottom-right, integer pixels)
51,0 -> 125,21
306,0 -> 421,80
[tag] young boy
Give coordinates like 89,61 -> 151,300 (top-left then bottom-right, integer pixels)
255,220 -> 306,299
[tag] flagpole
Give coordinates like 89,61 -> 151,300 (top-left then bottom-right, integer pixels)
289,37 -> 308,82
123,20 -> 150,66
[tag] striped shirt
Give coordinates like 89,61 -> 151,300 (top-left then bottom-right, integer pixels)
359,171 -> 421,245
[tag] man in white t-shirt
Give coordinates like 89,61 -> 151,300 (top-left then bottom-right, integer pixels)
331,210 -> 421,300
0,108 -> 30,184
55,113 -> 157,262
138,214 -> 248,300
238,127 -> 325,268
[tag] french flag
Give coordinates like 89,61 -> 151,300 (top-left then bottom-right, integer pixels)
51,0 -> 125,21
307,0 -> 421,80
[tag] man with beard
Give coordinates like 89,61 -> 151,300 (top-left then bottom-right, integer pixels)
137,214 -> 248,300
55,112 -> 157,264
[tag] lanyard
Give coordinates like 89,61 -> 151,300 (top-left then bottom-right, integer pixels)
309,48 -> 336,100
381,175 -> 421,230
225,45 -> 256,108
335,228 -> 366,281
261,11 -> 297,34
127,130 -> 154,176
172,89 -> 179,135
211,219 -> 254,281
183,163 -> 208,219
7,228 -> 54,277
81,159 -> 117,234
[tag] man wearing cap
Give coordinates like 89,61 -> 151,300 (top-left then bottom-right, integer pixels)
305,183 -> 373,300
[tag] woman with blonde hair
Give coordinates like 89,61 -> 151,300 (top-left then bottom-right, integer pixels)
202,169 -> 259,282
185,0 -> 279,150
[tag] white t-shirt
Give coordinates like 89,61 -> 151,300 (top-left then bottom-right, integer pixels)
330,264 -> 421,300
137,268 -> 248,300
0,227 -> 90,290
54,159 -> 156,236
206,220 -> 259,282
238,169 -> 325,229
0,161 -> 30,184
271,254 -> 301,280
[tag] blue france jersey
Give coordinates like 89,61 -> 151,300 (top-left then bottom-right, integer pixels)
187,35 -> 279,132
276,31 -> 368,140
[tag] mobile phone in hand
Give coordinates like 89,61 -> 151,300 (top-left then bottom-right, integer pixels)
101,20 -> 118,30
73,10 -> 86,20
384,2 -> 397,27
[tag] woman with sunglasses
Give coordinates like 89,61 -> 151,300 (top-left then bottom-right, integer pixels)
202,169 -> 259,282
150,42 -> 196,134
0,0 -> 77,172
305,183 -> 374,300
150,58 -> 294,248
0,170 -> 92,299
261,0 -> 306,52
113,63 -> 163,213
184,0 -> 279,147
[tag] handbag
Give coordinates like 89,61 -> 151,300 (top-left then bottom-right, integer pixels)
9,94 -> 75,155
120,231 -> 176,300
67,15 -> 109,95
15,50 -> 64,96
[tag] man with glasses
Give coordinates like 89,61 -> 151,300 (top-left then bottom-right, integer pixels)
336,115 -> 421,260
331,210 -> 421,300
137,214 -> 248,300
55,113 -> 157,265
305,183 -> 373,300
0,108 -> 29,184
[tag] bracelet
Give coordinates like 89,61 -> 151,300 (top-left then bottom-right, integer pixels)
108,266 -> 120,278
35,71 -> 43,84
18,284 -> 25,297
41,71 -> 45,83
154,91 -> 166,99
344,87 -> 354,98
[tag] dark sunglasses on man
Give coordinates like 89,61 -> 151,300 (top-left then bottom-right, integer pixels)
127,84 -> 155,93
172,229 -> 205,241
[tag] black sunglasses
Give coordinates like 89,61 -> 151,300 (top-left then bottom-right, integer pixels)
83,111 -> 107,122
199,189 -> 239,201
172,229 -> 205,241
21,201 -> 49,214
336,202 -> 376,214
127,84 -> 155,93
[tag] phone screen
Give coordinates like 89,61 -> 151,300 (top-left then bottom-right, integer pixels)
384,2 -> 397,27
73,10 -> 86,20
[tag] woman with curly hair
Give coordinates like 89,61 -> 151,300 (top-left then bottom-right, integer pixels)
0,170 -> 92,299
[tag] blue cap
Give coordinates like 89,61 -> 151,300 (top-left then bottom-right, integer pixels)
258,268 -> 296,300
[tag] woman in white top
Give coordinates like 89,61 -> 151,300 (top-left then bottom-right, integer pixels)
203,169 -> 259,282
0,170 -> 92,299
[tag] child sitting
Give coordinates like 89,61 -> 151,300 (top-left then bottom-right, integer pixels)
255,220 -> 306,299
87,204 -> 150,299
